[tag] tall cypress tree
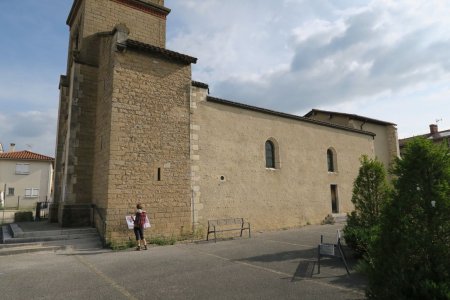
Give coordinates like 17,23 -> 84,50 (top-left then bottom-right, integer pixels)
367,138 -> 450,299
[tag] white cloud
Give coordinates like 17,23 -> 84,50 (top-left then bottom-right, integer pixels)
166,1 -> 450,121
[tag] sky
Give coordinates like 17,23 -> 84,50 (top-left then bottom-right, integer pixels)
0,0 -> 449,157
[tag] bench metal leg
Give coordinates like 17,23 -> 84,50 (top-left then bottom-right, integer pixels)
214,230 -> 217,243
317,245 -> 321,274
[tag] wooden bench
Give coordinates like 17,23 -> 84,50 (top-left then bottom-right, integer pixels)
207,218 -> 251,242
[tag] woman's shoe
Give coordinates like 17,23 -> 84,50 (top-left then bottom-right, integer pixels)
136,246 -> 141,251
143,245 -> 148,250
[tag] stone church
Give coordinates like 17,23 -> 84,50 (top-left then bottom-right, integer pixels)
53,0 -> 399,245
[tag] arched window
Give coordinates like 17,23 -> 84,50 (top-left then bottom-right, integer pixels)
327,148 -> 335,172
265,140 -> 275,168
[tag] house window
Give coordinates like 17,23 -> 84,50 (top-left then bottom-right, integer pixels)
265,140 -> 276,168
25,188 -> 39,198
327,148 -> 337,172
16,163 -> 30,174
8,188 -> 15,196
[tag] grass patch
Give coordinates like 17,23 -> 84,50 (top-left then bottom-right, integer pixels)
149,236 -> 177,246
107,240 -> 137,251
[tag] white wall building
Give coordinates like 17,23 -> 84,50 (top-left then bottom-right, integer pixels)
0,144 -> 54,209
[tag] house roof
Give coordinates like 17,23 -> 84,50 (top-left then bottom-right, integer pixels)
0,151 -> 54,162
304,109 -> 396,126
206,96 -> 376,137
126,39 -> 197,64
399,129 -> 450,147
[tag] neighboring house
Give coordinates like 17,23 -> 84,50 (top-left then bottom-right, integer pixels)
304,109 -> 400,169
0,144 -> 54,209
399,124 -> 450,156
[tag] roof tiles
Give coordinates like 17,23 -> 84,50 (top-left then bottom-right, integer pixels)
0,150 -> 54,161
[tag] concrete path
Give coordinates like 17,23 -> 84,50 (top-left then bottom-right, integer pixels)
0,224 -> 367,300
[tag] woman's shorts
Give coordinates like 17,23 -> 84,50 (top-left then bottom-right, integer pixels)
134,227 -> 144,240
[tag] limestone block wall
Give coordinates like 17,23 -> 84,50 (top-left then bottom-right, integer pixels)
59,62 -> 97,206
191,92 -> 375,232
190,85 -> 208,230
75,64 -> 98,204
91,36 -> 115,235
53,77 -> 69,205
80,0 -> 167,48
103,49 -> 192,243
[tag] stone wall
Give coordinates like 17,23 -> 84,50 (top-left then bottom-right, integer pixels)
103,48 -> 192,244
82,0 -> 167,48
191,89 -> 375,232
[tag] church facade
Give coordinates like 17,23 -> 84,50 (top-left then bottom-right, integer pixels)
53,0 -> 399,245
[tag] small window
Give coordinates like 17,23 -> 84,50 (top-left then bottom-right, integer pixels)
25,188 -> 39,198
8,188 -> 15,196
327,148 -> 336,172
265,140 -> 275,168
16,163 -> 30,175
157,168 -> 161,181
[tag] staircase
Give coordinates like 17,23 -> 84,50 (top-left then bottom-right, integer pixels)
1,222 -> 104,256
332,213 -> 348,224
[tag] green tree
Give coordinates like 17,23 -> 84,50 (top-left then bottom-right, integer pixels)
367,138 -> 450,299
343,155 -> 389,256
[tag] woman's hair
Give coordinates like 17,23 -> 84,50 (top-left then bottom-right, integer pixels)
136,203 -> 143,209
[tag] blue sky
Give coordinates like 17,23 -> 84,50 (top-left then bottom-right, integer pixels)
1,0 -> 449,156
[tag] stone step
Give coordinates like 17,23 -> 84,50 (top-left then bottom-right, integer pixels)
20,228 -> 98,238
0,223 -> 105,255
3,232 -> 101,244
0,243 -> 66,256
45,236 -> 104,250
332,213 -> 348,223
9,223 -> 97,238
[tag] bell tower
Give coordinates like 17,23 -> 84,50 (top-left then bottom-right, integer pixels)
54,0 -> 196,245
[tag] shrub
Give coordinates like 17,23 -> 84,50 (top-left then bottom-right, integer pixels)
343,155 -> 389,256
366,138 -> 450,299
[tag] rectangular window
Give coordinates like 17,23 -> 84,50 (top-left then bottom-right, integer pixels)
8,188 -> 15,195
25,188 -> 39,198
15,163 -> 30,174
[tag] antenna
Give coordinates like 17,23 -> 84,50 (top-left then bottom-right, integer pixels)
26,144 -> 33,150
436,118 -> 443,124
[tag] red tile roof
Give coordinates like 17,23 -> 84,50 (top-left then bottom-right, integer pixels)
0,150 -> 54,161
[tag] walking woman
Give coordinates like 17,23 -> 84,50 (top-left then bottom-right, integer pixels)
133,203 -> 148,250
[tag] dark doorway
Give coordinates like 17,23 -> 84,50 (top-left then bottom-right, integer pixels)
330,185 -> 338,213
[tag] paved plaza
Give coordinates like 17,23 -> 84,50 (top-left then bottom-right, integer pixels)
0,223 -> 366,299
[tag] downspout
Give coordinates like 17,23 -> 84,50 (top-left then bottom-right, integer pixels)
360,120 -> 366,131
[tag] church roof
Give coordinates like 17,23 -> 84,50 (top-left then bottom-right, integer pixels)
126,39 -> 197,64
207,96 -> 376,137
304,109 -> 396,126
192,81 -> 209,89
0,150 -> 54,162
